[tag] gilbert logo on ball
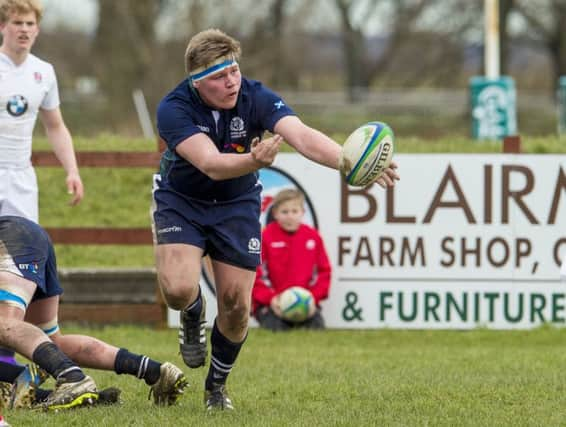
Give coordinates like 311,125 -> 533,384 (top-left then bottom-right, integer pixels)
339,121 -> 394,187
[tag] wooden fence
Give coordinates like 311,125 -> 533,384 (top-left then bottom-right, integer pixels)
31,150 -> 161,245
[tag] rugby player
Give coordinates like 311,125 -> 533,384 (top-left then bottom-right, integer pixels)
152,28 -> 400,410
0,216 -> 188,410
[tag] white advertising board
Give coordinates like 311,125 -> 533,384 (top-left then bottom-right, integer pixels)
169,153 -> 566,330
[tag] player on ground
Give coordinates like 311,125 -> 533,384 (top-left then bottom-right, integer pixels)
0,216 -> 188,410
152,28 -> 400,411
0,361 -> 121,409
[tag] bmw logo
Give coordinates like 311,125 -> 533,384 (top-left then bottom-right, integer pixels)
7,95 -> 28,117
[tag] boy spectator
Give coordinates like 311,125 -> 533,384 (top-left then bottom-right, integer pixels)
253,189 -> 331,331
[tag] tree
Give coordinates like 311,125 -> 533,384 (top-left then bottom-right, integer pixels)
513,0 -> 566,89
334,0 -> 477,101
92,0 -> 160,129
499,0 -> 515,75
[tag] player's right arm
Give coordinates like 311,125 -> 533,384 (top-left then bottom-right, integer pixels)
174,133 -> 282,180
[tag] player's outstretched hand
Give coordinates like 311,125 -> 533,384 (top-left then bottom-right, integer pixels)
374,161 -> 400,189
251,134 -> 282,167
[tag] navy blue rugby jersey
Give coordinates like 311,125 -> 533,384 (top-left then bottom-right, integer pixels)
156,77 -> 295,201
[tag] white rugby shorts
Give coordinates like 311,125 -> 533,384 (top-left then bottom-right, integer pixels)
0,166 -> 39,222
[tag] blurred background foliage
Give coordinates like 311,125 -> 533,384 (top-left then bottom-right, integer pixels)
29,0 -> 566,138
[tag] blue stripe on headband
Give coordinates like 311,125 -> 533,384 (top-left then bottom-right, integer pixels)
0,289 -> 27,309
190,59 -> 237,82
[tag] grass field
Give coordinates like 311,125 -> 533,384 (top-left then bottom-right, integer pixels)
4,325 -> 566,426
15,135 -> 566,426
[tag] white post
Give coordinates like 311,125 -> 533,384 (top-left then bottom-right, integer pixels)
561,254 -> 566,283
132,89 -> 156,140
484,0 -> 500,79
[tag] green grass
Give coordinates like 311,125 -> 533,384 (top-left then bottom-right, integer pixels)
33,135 -> 157,152
33,133 -> 566,268
396,134 -> 566,153
5,325 -> 566,426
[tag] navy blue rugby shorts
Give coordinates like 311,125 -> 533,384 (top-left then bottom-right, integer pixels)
0,216 -> 63,301
152,181 -> 262,271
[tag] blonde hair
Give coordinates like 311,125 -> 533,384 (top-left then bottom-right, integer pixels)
271,189 -> 305,212
184,28 -> 241,75
0,0 -> 43,24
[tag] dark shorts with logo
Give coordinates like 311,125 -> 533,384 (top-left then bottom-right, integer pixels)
0,216 -> 63,301
152,180 -> 262,271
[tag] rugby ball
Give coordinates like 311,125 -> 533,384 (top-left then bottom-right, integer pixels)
339,122 -> 394,187
279,287 -> 315,323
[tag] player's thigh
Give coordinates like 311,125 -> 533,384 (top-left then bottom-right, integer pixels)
211,260 -> 255,312
0,272 -> 36,321
155,243 -> 203,285
24,295 -> 59,327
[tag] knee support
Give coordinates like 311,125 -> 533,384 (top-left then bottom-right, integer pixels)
36,318 -> 60,336
0,284 -> 31,312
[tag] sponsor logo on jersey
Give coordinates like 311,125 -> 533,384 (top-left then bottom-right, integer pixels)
274,100 -> 285,110
248,237 -> 261,254
157,226 -> 182,234
18,262 -> 39,274
229,116 -> 246,138
6,95 -> 28,117
230,143 -> 245,153
197,125 -> 210,133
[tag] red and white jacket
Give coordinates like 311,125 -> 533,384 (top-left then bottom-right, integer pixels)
252,221 -> 331,313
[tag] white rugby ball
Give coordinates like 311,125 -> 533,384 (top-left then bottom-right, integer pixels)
279,286 -> 315,323
339,122 -> 394,187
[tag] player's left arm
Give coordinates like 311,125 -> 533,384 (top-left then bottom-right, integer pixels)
39,107 -> 84,205
274,115 -> 341,170
274,115 -> 400,188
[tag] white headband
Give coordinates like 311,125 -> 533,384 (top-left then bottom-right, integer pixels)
189,55 -> 238,82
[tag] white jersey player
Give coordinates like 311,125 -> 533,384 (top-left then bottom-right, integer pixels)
0,0 -> 83,222
0,0 -> 83,367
